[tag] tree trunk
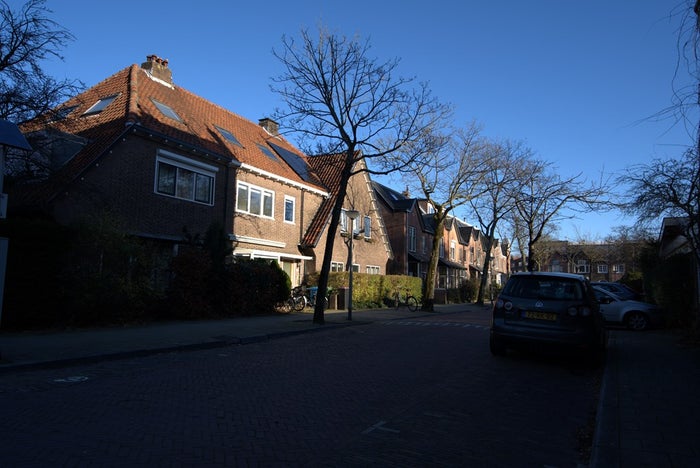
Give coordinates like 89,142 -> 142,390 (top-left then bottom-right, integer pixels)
313,158 -> 353,324
476,234 -> 495,305
527,241 -> 537,272
422,211 -> 445,312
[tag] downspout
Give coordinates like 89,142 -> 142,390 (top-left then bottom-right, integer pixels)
405,212 -> 409,275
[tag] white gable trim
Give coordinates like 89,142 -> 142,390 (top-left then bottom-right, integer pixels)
239,163 -> 328,197
230,234 -> 285,248
233,248 -> 312,261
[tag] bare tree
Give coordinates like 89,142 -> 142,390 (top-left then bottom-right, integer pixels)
469,139 -> 531,304
398,122 -> 487,311
0,0 -> 82,123
513,159 -> 608,272
619,148 -> 700,267
271,27 -> 450,324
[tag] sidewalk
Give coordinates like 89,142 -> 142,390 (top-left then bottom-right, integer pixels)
0,303 -> 469,372
591,328 -> 700,468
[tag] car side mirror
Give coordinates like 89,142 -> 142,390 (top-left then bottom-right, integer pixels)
599,296 -> 613,305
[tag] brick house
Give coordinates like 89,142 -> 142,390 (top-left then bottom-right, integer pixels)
526,240 -> 640,282
439,217 -> 468,288
372,181 -> 509,292
372,182 -> 432,278
9,55 -> 390,287
304,156 -> 393,277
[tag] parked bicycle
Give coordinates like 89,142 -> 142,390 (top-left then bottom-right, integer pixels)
275,286 -> 307,314
276,286 -> 328,313
305,286 -> 329,310
290,286 -> 308,311
394,287 -> 418,312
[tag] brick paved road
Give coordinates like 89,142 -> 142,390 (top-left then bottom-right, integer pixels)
0,311 -> 600,467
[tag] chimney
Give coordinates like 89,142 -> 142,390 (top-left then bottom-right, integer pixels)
141,54 -> 173,84
258,117 -> 279,136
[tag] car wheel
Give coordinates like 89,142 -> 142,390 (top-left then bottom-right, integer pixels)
625,311 -> 649,331
490,334 -> 506,356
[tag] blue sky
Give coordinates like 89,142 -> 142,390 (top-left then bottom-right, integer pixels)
24,0 -> 696,241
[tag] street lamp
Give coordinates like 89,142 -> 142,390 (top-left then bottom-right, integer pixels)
345,209 -> 360,321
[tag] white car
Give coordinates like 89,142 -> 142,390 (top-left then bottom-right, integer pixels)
592,286 -> 664,331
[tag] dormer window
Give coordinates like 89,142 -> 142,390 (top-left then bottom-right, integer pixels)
216,125 -> 243,147
151,99 -> 181,121
82,95 -> 118,116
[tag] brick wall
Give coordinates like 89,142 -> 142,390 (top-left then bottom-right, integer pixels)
51,135 -> 231,239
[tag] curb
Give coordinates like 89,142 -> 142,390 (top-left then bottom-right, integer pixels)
589,331 -> 619,468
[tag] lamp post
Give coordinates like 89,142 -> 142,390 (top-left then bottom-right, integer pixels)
345,209 -> 360,321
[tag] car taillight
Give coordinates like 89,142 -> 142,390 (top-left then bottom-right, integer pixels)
494,299 -> 512,310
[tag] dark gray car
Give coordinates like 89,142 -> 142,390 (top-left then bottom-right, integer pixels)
490,272 -> 607,365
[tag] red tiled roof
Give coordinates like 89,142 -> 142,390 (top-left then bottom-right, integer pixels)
17,59 -> 327,204
302,152 -> 347,247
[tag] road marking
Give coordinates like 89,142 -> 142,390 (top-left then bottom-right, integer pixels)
52,376 -> 89,383
361,420 -> 400,435
384,320 -> 488,330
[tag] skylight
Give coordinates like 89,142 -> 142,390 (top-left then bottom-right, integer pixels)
151,99 -> 181,121
216,125 -> 243,147
82,95 -> 118,116
256,143 -> 279,162
52,105 -> 78,121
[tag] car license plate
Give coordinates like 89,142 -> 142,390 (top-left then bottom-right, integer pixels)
525,311 -> 557,321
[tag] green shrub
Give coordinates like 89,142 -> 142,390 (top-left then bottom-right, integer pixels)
0,216 -> 74,329
165,246 -> 215,319
650,253 -> 695,328
224,258 -> 290,316
460,278 -> 479,303
306,271 -> 422,309
0,213 -> 160,329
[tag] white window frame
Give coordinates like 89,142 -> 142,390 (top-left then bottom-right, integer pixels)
83,94 -> 118,116
340,209 -> 348,233
284,196 -> 295,224
576,259 -> 590,274
236,181 -> 274,218
364,215 -> 371,239
366,265 -> 380,274
597,264 -> 608,274
155,151 -> 217,205
450,240 -> 456,260
612,264 -> 625,273
408,226 -> 416,252
331,261 -> 344,272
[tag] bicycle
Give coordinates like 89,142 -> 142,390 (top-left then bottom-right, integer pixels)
306,286 -> 329,310
290,286 -> 308,312
275,286 -> 307,314
394,288 -> 418,312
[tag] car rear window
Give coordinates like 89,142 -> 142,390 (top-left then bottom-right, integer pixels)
503,277 -> 584,301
